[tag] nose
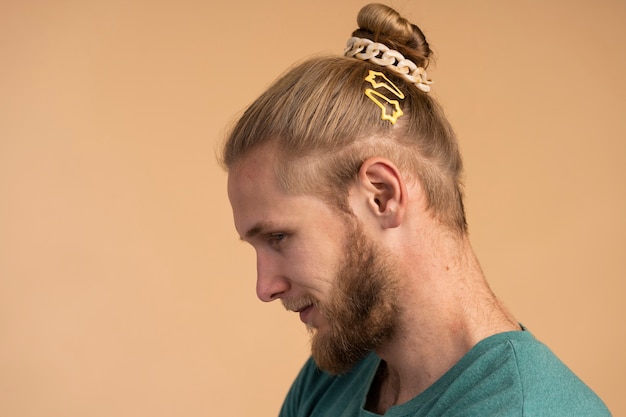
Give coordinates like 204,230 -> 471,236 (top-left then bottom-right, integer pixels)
255,251 -> 290,302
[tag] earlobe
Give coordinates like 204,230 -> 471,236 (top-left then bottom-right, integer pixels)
356,157 -> 407,229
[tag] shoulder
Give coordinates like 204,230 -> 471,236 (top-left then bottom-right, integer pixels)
408,330 -> 611,417
504,331 -> 611,416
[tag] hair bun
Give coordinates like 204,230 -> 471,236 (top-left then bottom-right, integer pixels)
352,3 -> 432,68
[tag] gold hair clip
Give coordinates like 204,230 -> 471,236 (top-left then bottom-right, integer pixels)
364,70 -> 405,124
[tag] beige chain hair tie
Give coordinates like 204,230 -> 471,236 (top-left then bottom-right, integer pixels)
344,37 -> 433,93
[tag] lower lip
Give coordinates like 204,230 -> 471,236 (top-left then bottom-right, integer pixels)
299,305 -> 314,324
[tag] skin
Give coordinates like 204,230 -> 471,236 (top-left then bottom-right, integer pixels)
227,142 -> 520,414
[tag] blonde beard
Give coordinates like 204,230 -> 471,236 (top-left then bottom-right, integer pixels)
309,219 -> 401,375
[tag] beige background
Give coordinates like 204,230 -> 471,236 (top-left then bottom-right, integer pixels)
1,0 -> 624,415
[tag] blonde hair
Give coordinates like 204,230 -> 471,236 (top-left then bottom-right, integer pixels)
221,3 -> 467,232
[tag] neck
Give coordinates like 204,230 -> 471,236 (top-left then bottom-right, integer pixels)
369,231 -> 519,413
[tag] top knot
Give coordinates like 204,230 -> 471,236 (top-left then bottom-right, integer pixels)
352,3 -> 432,69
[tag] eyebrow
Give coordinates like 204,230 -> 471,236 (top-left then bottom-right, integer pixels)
241,221 -> 275,241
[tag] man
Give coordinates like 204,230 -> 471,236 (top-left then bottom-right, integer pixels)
222,3 -> 610,416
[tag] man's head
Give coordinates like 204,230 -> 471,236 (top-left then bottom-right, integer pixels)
223,3 -> 467,373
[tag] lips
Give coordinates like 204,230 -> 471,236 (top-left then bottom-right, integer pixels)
298,305 -> 314,324
282,298 -> 316,326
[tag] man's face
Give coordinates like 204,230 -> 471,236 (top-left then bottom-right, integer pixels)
228,148 -> 399,374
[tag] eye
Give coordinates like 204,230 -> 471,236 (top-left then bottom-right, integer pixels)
268,232 -> 287,249
270,232 -> 286,242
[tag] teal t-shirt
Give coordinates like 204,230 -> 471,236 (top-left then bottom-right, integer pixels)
279,330 -> 610,416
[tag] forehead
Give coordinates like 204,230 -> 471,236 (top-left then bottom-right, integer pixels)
227,146 -> 351,243
227,148 -> 312,237
227,147 -> 278,206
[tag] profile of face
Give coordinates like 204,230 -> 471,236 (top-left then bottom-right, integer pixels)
228,148 -> 400,374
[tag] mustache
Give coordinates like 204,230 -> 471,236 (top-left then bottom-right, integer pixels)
282,294 -> 318,313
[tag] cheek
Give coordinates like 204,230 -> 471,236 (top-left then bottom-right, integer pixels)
287,247 -> 338,293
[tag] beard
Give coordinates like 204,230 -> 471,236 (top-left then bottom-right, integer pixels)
306,218 -> 401,375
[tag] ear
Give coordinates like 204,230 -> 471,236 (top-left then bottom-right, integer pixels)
353,157 -> 407,229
